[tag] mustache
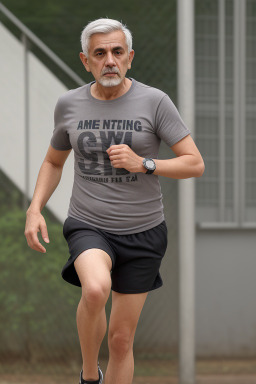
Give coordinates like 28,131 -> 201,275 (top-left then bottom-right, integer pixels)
101,68 -> 120,75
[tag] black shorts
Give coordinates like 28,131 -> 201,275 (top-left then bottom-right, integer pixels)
61,217 -> 168,294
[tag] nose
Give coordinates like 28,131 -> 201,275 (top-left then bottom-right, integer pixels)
105,52 -> 116,67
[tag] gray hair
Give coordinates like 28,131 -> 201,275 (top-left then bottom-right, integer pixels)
81,18 -> 133,57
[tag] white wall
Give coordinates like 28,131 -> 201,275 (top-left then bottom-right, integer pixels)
196,229 -> 256,357
0,23 -> 73,222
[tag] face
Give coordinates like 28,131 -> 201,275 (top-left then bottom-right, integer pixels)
80,30 -> 134,87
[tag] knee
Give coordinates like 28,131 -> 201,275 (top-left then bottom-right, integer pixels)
81,281 -> 110,313
108,328 -> 134,360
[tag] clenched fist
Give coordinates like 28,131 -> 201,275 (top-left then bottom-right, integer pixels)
107,144 -> 146,173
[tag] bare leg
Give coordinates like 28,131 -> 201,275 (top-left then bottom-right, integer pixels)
105,291 -> 148,384
74,249 -> 112,381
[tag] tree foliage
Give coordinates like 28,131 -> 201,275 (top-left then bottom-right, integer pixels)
0,172 -> 81,361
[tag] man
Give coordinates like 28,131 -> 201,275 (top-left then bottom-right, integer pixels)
25,18 -> 204,384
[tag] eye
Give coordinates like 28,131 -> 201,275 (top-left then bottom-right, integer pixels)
95,51 -> 104,57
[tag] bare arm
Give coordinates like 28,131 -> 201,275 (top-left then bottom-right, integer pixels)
25,145 -> 71,253
154,135 -> 205,178
107,135 -> 205,179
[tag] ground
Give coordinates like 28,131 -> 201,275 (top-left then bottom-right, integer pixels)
0,374 -> 256,384
1,358 -> 256,384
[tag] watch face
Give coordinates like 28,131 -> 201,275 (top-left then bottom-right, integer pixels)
145,159 -> 155,170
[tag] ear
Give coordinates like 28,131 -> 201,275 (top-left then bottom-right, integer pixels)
79,52 -> 91,73
127,50 -> 135,70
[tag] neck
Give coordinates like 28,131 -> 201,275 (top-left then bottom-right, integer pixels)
91,78 -> 132,100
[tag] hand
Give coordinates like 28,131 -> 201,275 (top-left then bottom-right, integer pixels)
106,144 -> 145,173
24,210 -> 49,253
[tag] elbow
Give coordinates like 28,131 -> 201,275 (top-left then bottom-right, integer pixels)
194,158 -> 205,178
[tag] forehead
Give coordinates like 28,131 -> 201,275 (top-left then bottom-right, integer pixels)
89,30 -> 128,52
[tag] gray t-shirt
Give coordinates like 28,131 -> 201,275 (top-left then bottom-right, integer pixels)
51,78 -> 190,234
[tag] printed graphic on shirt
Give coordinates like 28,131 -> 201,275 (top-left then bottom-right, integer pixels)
77,119 -> 142,183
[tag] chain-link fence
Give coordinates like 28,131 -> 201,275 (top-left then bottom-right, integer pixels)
0,0 -> 179,379
195,0 -> 256,226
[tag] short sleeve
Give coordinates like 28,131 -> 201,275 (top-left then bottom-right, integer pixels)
50,96 -> 72,150
155,95 -> 190,147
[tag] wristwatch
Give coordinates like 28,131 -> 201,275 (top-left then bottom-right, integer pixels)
143,158 -> 156,174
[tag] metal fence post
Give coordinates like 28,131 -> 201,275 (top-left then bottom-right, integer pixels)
219,0 -> 226,222
22,33 -> 30,211
177,0 -> 195,383
234,0 -> 246,225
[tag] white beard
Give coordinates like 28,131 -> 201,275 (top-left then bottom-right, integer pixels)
98,76 -> 123,87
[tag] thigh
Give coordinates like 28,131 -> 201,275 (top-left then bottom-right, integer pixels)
109,291 -> 148,337
62,217 -> 116,287
110,221 -> 168,294
74,248 -> 112,289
